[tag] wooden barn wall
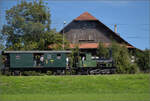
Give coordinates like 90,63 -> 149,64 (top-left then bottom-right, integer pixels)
63,21 -> 123,44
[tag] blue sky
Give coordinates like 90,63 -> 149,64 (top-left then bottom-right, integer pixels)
0,0 -> 150,50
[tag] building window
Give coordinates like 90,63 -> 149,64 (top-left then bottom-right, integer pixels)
79,40 -> 94,43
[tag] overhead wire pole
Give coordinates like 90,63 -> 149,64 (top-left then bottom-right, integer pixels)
63,21 -> 66,50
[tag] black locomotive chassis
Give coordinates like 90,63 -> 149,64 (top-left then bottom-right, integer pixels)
1,66 -> 116,75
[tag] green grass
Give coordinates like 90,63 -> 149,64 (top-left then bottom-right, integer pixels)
0,74 -> 150,101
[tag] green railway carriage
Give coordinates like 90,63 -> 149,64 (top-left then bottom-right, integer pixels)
2,50 -> 115,75
3,51 -> 71,70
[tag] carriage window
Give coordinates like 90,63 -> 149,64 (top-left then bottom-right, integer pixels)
16,54 -> 20,60
57,54 -> 61,59
47,54 -> 52,59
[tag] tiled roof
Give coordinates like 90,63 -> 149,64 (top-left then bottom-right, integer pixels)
70,43 -> 134,49
74,12 -> 98,21
70,43 -> 110,49
48,43 -> 134,49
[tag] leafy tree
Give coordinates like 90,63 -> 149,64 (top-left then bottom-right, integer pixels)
45,31 -> 70,50
111,42 -> 138,73
0,42 -> 3,51
0,32 -> 4,50
70,45 -> 80,68
97,41 -> 109,58
0,34 -> 4,69
1,0 -> 61,50
135,49 -> 150,72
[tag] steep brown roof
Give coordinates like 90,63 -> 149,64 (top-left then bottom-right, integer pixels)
74,12 -> 98,21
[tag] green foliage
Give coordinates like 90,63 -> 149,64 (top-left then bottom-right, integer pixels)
0,71 -> 2,76
135,49 -> 150,72
65,70 -> 71,75
1,0 -> 65,50
97,41 -> 109,58
23,71 -> 43,76
70,45 -> 80,67
129,63 -> 139,73
3,71 -> 11,76
111,42 -> 138,74
46,31 -> 70,50
46,71 -> 53,75
0,33 -> 4,50
2,0 -> 49,50
0,55 -> 2,69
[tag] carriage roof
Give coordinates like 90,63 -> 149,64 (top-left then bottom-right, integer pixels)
3,51 -> 72,54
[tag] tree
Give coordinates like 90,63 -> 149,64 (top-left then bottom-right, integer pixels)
0,33 -> 4,69
0,33 -> 4,50
111,42 -> 138,73
97,41 -> 109,58
135,49 -> 150,72
70,45 -> 80,68
1,0 -> 54,50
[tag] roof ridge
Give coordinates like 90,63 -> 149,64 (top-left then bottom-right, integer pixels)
74,12 -> 98,21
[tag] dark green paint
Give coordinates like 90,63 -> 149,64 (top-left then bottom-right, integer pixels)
44,53 -> 66,68
9,53 -> 67,68
10,53 -> 34,68
79,53 -> 97,67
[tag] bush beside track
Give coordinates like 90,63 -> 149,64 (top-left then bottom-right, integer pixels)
0,74 -> 150,101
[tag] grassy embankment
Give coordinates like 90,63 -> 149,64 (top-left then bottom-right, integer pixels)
0,74 -> 150,101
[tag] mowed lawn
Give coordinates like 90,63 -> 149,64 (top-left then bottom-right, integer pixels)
0,74 -> 150,101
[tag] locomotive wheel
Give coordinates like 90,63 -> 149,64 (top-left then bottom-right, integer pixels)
86,70 -> 90,75
89,70 -> 94,75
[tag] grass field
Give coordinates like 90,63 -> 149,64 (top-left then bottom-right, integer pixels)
0,74 -> 150,101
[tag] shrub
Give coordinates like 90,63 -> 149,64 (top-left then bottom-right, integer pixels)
46,71 -> 52,75
65,70 -> 71,75
111,42 -> 138,74
23,71 -> 41,76
129,63 -> 139,74
0,71 -> 2,76
135,49 -> 150,73
97,41 -> 109,58
4,71 -> 11,76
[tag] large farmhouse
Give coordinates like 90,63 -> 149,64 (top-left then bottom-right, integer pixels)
60,12 -> 135,54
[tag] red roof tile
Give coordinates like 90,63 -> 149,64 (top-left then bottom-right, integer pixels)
70,43 -> 134,49
48,43 -> 134,49
70,43 -> 110,49
74,12 -> 98,21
